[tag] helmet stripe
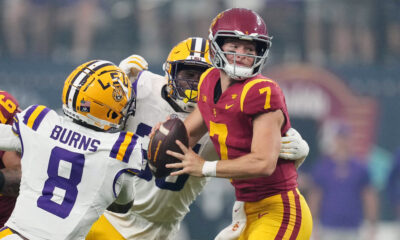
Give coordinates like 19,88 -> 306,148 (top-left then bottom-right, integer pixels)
193,37 -> 202,58
200,38 -> 207,58
190,38 -> 197,56
69,61 -> 114,111
65,60 -> 99,108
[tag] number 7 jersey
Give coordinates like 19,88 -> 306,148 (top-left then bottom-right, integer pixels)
197,68 -> 298,202
5,105 -> 145,240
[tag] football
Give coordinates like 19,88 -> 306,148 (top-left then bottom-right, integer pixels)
147,117 -> 189,178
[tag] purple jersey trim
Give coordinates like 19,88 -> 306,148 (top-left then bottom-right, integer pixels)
122,134 -> 138,163
12,116 -> 24,157
22,105 -> 50,131
22,105 -> 38,125
132,71 -> 143,95
110,132 -> 126,159
112,168 -> 140,198
31,107 -> 50,131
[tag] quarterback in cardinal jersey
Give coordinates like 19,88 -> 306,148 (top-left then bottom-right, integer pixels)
165,8 -> 313,240
87,38 -> 310,240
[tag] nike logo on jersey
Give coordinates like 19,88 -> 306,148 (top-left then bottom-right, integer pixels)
225,104 -> 234,110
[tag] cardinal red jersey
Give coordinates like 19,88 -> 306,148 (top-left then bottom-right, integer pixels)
0,90 -> 19,227
197,68 -> 297,202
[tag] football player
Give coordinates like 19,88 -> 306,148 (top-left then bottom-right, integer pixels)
0,90 -> 21,228
87,37 -> 309,240
165,8 -> 313,239
0,60 -> 145,240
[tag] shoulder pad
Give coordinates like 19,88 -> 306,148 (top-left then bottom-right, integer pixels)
21,105 -> 51,131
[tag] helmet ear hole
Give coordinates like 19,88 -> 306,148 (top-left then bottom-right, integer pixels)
111,112 -> 119,119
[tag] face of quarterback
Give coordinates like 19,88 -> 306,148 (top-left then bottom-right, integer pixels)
221,38 -> 257,68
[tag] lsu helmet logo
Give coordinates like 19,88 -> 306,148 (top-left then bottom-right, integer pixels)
112,85 -> 124,102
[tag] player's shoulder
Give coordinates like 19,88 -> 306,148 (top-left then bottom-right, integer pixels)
16,105 -> 57,131
244,74 -> 280,90
240,75 -> 285,113
242,75 -> 282,97
134,70 -> 165,99
108,130 -> 142,162
199,67 -> 218,88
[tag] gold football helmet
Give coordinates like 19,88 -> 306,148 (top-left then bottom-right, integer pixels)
163,37 -> 212,112
62,60 -> 135,131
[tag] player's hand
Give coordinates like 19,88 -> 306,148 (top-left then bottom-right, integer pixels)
119,54 -> 148,80
149,115 -> 173,138
280,128 -> 309,169
165,140 -> 205,177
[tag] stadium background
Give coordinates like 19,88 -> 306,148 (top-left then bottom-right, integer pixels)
0,0 -> 399,239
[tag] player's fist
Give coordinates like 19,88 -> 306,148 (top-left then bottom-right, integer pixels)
119,54 -> 149,80
280,128 -> 309,169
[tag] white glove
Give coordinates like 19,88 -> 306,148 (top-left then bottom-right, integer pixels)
214,201 -> 246,240
280,128 -> 309,169
119,54 -> 149,80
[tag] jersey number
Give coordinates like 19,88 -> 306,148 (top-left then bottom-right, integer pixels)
37,147 -> 85,219
259,86 -> 271,109
208,86 -> 271,159
0,94 -> 17,123
209,121 -> 228,160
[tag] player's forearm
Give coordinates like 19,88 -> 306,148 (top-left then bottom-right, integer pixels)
214,152 -> 278,179
0,168 -> 21,196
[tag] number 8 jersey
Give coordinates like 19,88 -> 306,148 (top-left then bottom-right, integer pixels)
3,105 -> 145,240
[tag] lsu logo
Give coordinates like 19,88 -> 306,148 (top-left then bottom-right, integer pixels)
112,86 -> 124,102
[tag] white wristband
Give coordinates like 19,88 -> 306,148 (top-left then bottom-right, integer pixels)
202,161 -> 218,177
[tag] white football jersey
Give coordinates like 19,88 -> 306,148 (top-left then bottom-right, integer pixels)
104,70 -> 217,238
3,105 -> 144,240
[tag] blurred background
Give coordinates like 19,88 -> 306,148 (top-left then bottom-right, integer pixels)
1,0 -> 399,239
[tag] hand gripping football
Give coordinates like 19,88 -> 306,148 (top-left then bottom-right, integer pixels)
147,117 -> 189,178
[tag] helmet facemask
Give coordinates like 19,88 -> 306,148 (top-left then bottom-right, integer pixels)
117,92 -> 136,132
210,31 -> 272,80
164,37 -> 212,113
166,61 -> 209,112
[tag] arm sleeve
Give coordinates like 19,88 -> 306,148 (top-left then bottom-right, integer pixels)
0,124 -> 21,152
114,173 -> 135,205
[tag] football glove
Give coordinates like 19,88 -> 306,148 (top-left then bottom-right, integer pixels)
119,54 -> 149,80
280,128 -> 309,169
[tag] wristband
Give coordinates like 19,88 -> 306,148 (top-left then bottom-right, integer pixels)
202,161 -> 218,177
